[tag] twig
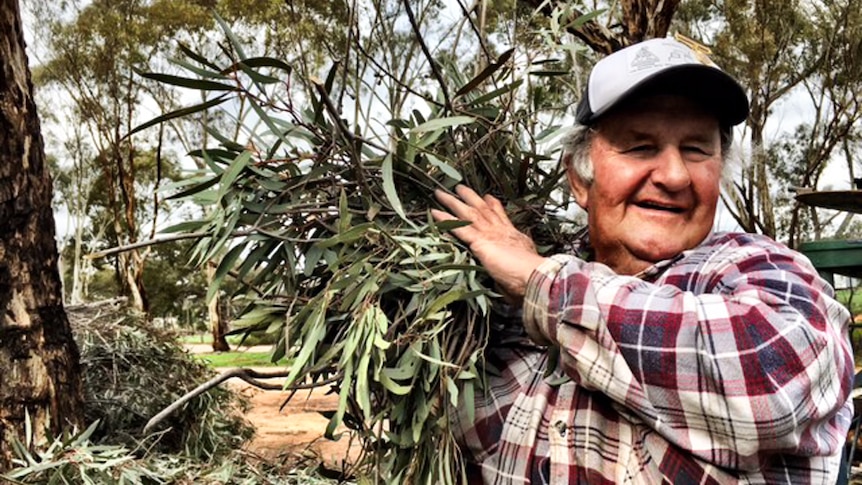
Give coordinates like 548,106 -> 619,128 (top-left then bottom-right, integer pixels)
143,367 -> 341,434
402,0 -> 452,110
86,231 -> 215,259
65,297 -> 129,311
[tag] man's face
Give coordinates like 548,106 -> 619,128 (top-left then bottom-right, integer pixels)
568,95 -> 723,275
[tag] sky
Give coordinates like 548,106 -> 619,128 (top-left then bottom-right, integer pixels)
21,1 -> 857,246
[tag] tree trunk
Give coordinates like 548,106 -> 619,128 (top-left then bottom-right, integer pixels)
0,0 -> 85,470
207,262 -> 230,352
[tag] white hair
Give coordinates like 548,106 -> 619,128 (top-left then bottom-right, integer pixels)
559,123 -> 735,187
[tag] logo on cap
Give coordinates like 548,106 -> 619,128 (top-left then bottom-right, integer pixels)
630,47 -> 661,72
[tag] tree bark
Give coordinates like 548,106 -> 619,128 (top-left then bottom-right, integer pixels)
0,0 -> 85,470
207,262 -> 230,352
519,0 -> 679,54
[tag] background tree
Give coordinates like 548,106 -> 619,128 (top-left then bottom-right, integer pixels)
28,0 -> 351,350
679,0 -> 862,244
0,0 -> 84,470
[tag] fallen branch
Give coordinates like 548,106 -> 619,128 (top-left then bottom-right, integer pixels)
86,232 -> 212,259
143,367 -> 340,434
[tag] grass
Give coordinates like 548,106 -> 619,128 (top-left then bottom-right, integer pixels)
194,351 -> 289,368
837,288 -> 862,317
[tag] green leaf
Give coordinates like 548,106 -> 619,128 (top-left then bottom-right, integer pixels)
426,154 -> 463,181
463,380 -> 475,424
379,372 -> 413,395
566,8 -> 606,29
421,289 -> 486,318
454,47 -> 515,98
165,174 -> 220,200
431,219 -> 473,231
381,154 -> 408,222
214,11 -> 248,60
411,116 -> 476,133
220,56 -> 293,75
528,70 -> 569,77
135,70 -> 237,91
206,242 -> 246,303
326,359 -> 352,439
469,79 -> 524,106
445,376 -> 459,407
314,222 -> 375,249
217,151 -> 253,201
177,41 -> 221,71
127,95 -> 230,138
158,221 -> 204,234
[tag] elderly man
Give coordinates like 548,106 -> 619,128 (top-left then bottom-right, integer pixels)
432,37 -> 853,484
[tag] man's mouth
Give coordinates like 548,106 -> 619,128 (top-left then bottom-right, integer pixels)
636,201 -> 685,213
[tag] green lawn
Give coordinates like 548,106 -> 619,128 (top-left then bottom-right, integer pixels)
837,288 -> 862,316
194,351 -> 289,368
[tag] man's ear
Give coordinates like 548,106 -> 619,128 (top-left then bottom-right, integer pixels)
563,154 -> 589,210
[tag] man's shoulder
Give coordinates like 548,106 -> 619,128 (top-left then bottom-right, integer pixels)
697,231 -> 798,260
703,231 -> 787,250
690,231 -> 818,278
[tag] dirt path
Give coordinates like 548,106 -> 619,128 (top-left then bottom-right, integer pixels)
228,379 -> 359,469
189,344 -> 359,471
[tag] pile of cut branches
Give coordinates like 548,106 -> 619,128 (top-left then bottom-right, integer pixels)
140,10 -> 581,484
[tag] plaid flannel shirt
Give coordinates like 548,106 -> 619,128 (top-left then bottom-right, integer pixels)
450,232 -> 853,484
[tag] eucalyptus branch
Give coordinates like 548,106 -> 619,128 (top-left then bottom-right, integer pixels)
86,232 -> 217,259
310,80 -> 389,155
86,227 -> 330,260
143,367 -> 343,434
402,0 -> 452,110
354,41 -> 443,109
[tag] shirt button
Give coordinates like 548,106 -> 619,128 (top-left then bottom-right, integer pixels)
554,420 -> 567,437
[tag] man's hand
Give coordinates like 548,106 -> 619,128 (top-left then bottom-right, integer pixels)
431,185 -> 547,303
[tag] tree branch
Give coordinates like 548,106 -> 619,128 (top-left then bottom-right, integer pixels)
85,231 -> 220,259
143,367 -> 341,434
402,0 -> 453,109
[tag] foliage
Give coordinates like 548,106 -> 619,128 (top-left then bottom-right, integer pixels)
679,0 -> 862,245
2,421 -> 342,484
140,5 -> 581,483
0,301 -> 342,484
196,351 -> 289,368
68,302 -> 254,458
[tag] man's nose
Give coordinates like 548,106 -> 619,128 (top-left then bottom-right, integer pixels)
651,148 -> 692,191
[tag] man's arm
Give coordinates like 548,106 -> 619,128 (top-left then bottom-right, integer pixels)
522,234 -> 854,471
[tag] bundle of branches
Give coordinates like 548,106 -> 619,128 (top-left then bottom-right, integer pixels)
68,300 -> 253,458
138,13 -> 580,485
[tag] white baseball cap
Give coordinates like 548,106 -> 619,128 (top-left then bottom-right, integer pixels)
575,37 -> 749,126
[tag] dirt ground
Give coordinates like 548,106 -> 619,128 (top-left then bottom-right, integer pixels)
227,378 -> 360,471
186,344 -> 359,472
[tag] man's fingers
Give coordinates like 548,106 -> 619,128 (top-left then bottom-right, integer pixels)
430,208 -> 455,223
430,208 -> 477,243
454,184 -> 487,208
434,188 -> 474,219
483,194 -> 513,226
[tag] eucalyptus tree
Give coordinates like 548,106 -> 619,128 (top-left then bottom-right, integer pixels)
0,0 -> 84,470
28,0 -> 353,351
679,0 -> 862,244
26,0 -> 220,313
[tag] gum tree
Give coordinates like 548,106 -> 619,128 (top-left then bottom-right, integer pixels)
0,0 -> 84,470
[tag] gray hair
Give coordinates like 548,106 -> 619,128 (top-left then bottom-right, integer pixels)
560,124 -> 734,187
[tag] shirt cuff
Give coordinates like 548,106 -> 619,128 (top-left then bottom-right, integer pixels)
522,254 -> 579,346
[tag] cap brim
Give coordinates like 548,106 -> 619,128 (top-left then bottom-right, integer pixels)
578,65 -> 749,126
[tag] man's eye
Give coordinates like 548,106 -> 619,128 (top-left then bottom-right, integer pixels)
683,146 -> 711,155
626,145 -> 653,153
